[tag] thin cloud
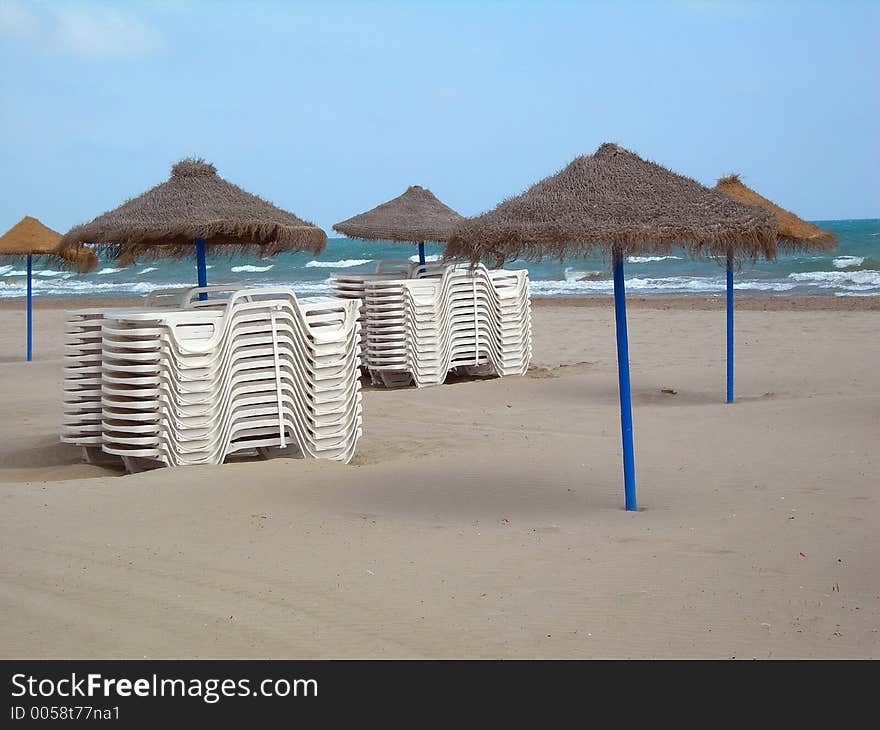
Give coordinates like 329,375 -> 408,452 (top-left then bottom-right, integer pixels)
53,5 -> 159,57
0,0 -> 38,36
0,0 -> 160,58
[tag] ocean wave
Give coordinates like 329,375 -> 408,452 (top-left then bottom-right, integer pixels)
530,276 -> 797,296
2,268 -> 71,277
735,281 -> 797,291
0,278 -> 335,299
231,264 -> 274,273
408,254 -> 442,263
36,270 -> 74,278
0,269 -> 72,278
286,282 -> 333,295
0,279 -> 171,299
627,255 -> 682,263
305,259 -> 372,268
563,267 -> 606,282
137,267 -> 159,274
96,267 -> 126,275
788,270 -> 880,287
833,256 -> 865,269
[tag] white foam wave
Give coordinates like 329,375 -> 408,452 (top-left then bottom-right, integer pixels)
531,270 -> 880,296
0,279 -> 174,299
137,267 -> 159,274
305,259 -> 372,268
788,270 -> 880,287
832,256 -> 865,269
36,270 -> 73,278
2,269 -> 70,277
0,278 -> 335,300
734,281 -> 797,291
96,267 -> 125,275
289,282 -> 333,295
231,264 -> 274,273
530,275 -> 799,296
627,255 -> 682,263
408,254 -> 441,263
563,267 -> 606,282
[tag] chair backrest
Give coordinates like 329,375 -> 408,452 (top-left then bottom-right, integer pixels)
374,259 -> 412,275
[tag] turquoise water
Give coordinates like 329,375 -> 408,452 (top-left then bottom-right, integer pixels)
1,218 -> 877,299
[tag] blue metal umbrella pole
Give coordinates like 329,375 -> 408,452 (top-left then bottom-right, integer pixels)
196,237 -> 207,301
612,249 -> 637,511
726,253 -> 734,404
26,253 -> 33,362
417,241 -> 426,265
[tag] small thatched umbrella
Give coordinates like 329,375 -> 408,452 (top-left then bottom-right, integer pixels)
715,174 -> 837,403
0,216 -> 98,361
59,158 -> 327,298
333,185 -> 464,265
447,143 -> 778,511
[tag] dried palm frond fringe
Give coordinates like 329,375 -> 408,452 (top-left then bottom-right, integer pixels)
446,143 -> 779,267
716,174 -> 836,253
334,185 -> 463,243
58,158 -> 327,263
1,216 -> 97,272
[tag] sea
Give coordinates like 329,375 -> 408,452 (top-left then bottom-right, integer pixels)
1,219 -> 877,300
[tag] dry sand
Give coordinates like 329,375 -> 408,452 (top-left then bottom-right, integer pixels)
0,296 -> 877,658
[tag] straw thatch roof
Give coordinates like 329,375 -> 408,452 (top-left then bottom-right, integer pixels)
715,174 -> 836,252
446,143 -> 779,265
0,216 -> 97,272
58,158 -> 327,262
333,185 -> 464,243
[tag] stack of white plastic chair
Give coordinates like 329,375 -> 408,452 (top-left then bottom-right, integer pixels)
331,260 -> 412,358
61,308 -> 109,461
79,287 -> 362,472
357,263 -> 531,387
60,287 -> 229,462
332,260 -> 446,382
360,276 -> 411,386
401,265 -> 531,386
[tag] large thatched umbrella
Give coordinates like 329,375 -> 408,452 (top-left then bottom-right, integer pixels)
447,143 -> 778,511
715,174 -> 837,403
333,185 -> 463,265
0,216 -> 98,361
59,158 -> 327,298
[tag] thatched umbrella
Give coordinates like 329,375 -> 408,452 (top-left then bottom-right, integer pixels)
333,185 -> 463,265
715,174 -> 837,403
447,143 -> 778,511
0,216 -> 98,361
59,158 -> 327,298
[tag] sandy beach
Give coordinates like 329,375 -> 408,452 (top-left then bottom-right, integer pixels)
0,296 -> 877,659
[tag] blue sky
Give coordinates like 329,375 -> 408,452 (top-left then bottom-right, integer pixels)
1,0 -> 877,236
